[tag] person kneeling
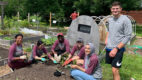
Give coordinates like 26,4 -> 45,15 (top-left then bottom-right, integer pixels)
70,43 -> 102,80
31,40 -> 56,63
8,34 -> 31,70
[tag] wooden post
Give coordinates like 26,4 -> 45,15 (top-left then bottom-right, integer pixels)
28,13 -> 30,22
78,12 -> 80,16
0,1 -> 8,30
50,12 -> 52,27
1,5 -> 4,29
17,11 -> 19,21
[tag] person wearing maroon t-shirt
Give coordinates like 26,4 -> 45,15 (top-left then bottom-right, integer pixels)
8,34 -> 31,70
51,33 -> 70,62
70,43 -> 102,80
66,38 -> 85,61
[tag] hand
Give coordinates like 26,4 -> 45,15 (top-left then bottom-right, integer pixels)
109,48 -> 118,57
20,55 -> 27,59
41,58 -> 46,62
76,59 -> 84,65
53,60 -> 57,64
62,59 -> 73,66
70,64 -> 78,69
23,51 -> 27,55
72,56 -> 79,60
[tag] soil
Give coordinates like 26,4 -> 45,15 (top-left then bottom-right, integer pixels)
0,47 -> 8,59
0,47 -> 73,80
0,61 -> 74,80
0,64 -> 13,78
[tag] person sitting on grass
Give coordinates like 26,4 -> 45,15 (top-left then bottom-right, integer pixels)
31,40 -> 57,63
63,38 -> 85,66
8,34 -> 31,70
70,43 -> 102,80
51,33 -> 70,63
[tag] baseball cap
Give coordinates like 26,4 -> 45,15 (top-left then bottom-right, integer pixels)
77,38 -> 83,43
57,33 -> 64,37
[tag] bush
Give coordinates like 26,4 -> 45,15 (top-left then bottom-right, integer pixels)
0,29 -> 10,35
41,37 -> 57,46
19,20 -> 31,28
136,25 -> 142,37
3,37 -> 12,40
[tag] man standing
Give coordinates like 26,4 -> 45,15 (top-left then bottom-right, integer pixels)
105,1 -> 132,80
70,11 -> 79,20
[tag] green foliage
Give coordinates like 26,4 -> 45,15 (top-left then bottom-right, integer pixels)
0,29 -> 10,35
101,53 -> 142,80
136,25 -> 142,37
3,37 -> 12,40
0,33 -> 3,36
9,28 -> 20,34
2,0 -> 142,27
41,37 -> 57,46
24,47 -> 32,52
19,20 -> 30,28
3,16 -> 31,28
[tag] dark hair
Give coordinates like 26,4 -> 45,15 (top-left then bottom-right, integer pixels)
76,38 -> 83,43
111,1 -> 122,8
37,40 -> 44,47
15,34 -> 23,39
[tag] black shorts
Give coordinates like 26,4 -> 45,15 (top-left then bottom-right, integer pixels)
105,48 -> 125,68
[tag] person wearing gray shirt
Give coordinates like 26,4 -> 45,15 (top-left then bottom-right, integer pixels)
105,1 -> 132,80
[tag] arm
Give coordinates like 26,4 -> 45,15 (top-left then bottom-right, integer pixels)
8,44 -> 21,61
70,14 -> 72,18
71,65 -> 85,72
78,47 -> 85,59
85,55 -> 98,74
110,18 -> 132,57
78,12 -> 79,16
71,55 -> 98,75
105,32 -> 109,45
71,47 -> 85,60
66,54 -> 72,60
118,18 -> 132,48
43,47 -> 47,54
51,40 -> 58,54
70,45 -> 77,56
33,45 -> 41,60
67,45 -> 77,60
62,40 -> 70,55
65,40 -> 70,53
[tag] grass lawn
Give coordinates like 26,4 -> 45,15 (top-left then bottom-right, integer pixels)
101,53 -> 142,80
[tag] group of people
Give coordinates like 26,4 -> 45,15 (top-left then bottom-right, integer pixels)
8,1 -> 132,80
8,32 -> 102,80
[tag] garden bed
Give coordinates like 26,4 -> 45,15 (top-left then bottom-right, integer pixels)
0,47 -> 9,60
0,64 -> 13,78
1,61 -> 73,80
0,34 -> 45,46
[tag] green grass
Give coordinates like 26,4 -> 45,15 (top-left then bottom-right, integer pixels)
101,53 -> 142,80
136,25 -> 142,37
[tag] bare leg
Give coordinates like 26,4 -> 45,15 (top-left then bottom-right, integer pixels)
112,67 -> 120,80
